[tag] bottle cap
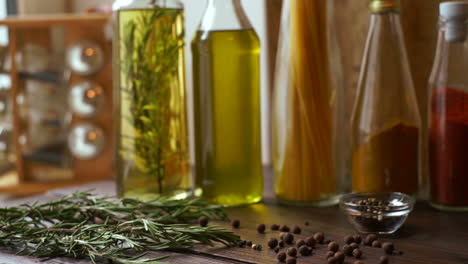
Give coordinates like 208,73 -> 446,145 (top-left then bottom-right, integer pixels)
440,2 -> 468,42
370,0 -> 400,14
440,1 -> 468,21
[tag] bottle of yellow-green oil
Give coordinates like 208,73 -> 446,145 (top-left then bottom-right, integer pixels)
192,0 -> 263,206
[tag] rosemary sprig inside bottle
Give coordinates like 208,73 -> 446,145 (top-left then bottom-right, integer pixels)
0,192 -> 240,264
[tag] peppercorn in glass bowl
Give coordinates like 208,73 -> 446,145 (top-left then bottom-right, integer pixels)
340,192 -> 415,234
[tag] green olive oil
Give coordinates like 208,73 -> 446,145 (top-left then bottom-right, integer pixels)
115,8 -> 191,200
192,29 -> 263,206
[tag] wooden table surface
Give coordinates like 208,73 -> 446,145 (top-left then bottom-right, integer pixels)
1,179 -> 467,264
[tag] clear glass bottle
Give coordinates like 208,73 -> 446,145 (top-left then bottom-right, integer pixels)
351,0 -> 421,195
428,2 -> 468,211
192,0 -> 263,206
273,0 -> 345,206
113,0 -> 191,199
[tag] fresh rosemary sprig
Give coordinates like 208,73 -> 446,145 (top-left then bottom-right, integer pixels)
0,192 -> 239,264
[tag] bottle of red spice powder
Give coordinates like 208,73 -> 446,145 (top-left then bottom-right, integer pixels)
428,2 -> 468,211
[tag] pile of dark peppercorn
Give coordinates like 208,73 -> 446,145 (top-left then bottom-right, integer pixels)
350,198 -> 407,233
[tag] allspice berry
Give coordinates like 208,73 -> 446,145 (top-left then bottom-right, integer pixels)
274,247 -> 280,253
256,224 -> 266,234
379,256 -> 390,264
383,242 -> 395,254
353,235 -> 362,244
292,225 -> 302,234
327,256 -> 338,264
342,244 -> 353,256
198,216 -> 208,227
328,241 -> 339,252
314,232 -> 325,243
279,240 -> 285,247
271,224 -> 280,231
344,235 -> 355,244
284,233 -> 294,244
287,247 -> 297,257
231,219 -> 240,229
305,236 -> 316,247
354,261 -> 365,264
334,252 -> 345,262
350,242 -> 359,249
353,248 -> 363,259
372,240 -> 382,248
364,234 -> 377,245
279,225 -> 290,232
299,245 -> 312,256
268,238 -> 279,249
296,239 -> 305,248
286,257 -> 297,264
277,252 -> 287,262
325,251 -> 335,260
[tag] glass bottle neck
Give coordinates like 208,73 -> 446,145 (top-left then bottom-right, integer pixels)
198,0 -> 252,31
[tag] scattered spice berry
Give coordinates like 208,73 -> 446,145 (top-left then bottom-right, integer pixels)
271,224 -> 280,231
238,240 -> 246,247
379,256 -> 389,264
354,261 -> 365,264
277,252 -> 287,262
325,251 -> 335,259
299,245 -> 312,256
256,224 -> 266,234
280,232 -> 287,240
198,216 -> 209,227
372,240 -> 382,248
327,256 -> 337,264
364,234 -> 377,245
280,225 -> 290,232
328,241 -> 339,252
286,257 -> 297,264
231,219 -> 240,228
350,242 -> 360,249
274,247 -> 280,253
287,247 -> 297,257
305,236 -> 316,247
334,252 -> 345,262
344,235 -> 355,244
296,239 -> 305,248
324,239 -> 331,244
268,238 -> 279,249
383,242 -> 394,254
305,221 -> 310,226
353,235 -> 362,244
284,233 -> 294,244
353,248 -> 363,258
251,244 -> 262,251
279,240 -> 285,247
246,241 -> 253,246
342,244 -> 353,256
292,225 -> 302,234
314,232 -> 325,243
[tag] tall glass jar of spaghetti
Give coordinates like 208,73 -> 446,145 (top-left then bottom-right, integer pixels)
273,0 -> 346,206
429,2 -> 468,211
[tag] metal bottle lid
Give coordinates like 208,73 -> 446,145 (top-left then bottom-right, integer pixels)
440,1 -> 468,42
370,0 -> 400,14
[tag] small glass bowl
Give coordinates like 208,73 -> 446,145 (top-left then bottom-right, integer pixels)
340,192 -> 415,234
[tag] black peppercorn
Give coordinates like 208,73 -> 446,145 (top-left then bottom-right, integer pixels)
353,235 -> 362,244
268,238 -> 279,249
231,219 -> 240,229
271,224 -> 280,231
286,257 -> 297,264
198,216 -> 208,227
305,236 -> 316,247
372,240 -> 382,248
350,242 -> 359,249
314,232 -> 325,243
325,251 -> 335,260
344,235 -> 355,244
353,248 -> 362,259
328,241 -> 339,252
277,252 -> 287,262
299,245 -> 311,256
256,223 -> 266,234
342,244 -> 353,256
364,234 -> 377,245
287,247 -> 297,257
284,233 -> 294,244
382,242 -> 394,254
274,247 -> 280,253
279,240 -> 285,247
379,256 -> 389,264
279,225 -> 290,232
334,252 -> 345,262
292,225 -> 302,234
296,239 -> 305,248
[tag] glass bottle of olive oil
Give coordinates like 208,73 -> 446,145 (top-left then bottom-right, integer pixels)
113,0 -> 191,199
192,0 -> 263,206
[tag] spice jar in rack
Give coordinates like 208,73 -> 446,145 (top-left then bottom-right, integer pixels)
428,2 -> 468,211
